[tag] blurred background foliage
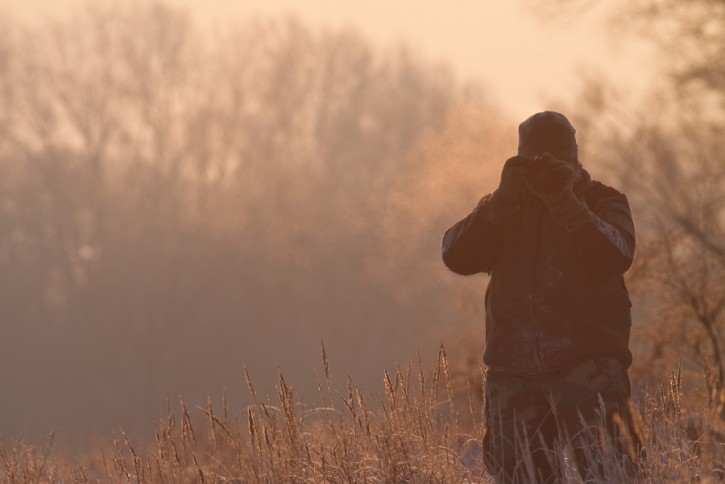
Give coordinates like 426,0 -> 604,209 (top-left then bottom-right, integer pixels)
0,3 -> 508,447
0,0 -> 722,449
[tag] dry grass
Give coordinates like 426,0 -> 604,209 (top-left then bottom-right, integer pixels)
1,346 -> 724,483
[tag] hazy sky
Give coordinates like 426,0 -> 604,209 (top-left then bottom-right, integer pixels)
4,0 -> 654,120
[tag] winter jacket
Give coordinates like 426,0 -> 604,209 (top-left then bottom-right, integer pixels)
442,170 -> 635,376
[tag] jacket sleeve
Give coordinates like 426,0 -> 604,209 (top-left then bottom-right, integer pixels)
441,194 -> 500,275
548,190 -> 636,275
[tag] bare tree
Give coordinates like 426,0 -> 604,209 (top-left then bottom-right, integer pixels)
0,2 -> 507,446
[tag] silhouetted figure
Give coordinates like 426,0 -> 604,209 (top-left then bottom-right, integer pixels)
442,112 -> 641,482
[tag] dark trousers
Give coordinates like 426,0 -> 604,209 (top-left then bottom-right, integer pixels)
482,357 -> 641,483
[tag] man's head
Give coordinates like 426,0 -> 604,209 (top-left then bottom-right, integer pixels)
518,111 -> 578,162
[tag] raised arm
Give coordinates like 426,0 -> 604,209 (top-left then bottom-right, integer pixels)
527,153 -> 635,274
441,197 -> 496,275
551,189 -> 635,274
442,156 -> 530,275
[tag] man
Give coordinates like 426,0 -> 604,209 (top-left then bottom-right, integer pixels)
442,112 -> 639,482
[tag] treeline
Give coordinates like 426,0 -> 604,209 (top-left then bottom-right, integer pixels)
0,3 -> 510,447
4,0 -> 722,451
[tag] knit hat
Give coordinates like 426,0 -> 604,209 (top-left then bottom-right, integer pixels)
518,111 -> 578,161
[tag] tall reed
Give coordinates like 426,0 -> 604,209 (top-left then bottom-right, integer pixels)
2,345 -> 723,482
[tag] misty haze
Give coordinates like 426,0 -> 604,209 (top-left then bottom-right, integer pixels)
1,0 -> 724,482
0,2 -> 509,450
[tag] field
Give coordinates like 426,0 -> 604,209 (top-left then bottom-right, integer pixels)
2,346 -> 723,483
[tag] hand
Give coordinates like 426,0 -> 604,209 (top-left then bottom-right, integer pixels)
495,155 -> 531,204
525,152 -> 575,205
480,156 -> 531,223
